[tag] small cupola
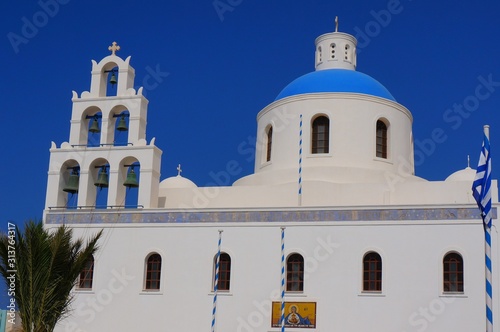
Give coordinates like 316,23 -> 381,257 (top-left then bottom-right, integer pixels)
315,17 -> 357,71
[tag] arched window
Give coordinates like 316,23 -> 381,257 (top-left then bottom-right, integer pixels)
443,252 -> 464,292
145,253 -> 162,290
376,120 -> 388,159
312,116 -> 329,154
266,126 -> 273,162
286,253 -> 304,292
363,252 -> 382,291
78,255 -> 94,289
214,253 -> 231,291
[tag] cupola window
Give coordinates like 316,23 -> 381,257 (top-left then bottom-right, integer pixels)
312,116 -> 330,154
266,126 -> 273,162
330,43 -> 336,59
376,120 -> 388,159
344,44 -> 351,62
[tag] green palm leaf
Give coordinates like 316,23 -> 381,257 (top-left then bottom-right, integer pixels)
0,220 -> 102,332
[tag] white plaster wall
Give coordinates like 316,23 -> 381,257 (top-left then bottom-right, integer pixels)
68,95 -> 149,147
156,177 -> 494,209
51,217 -> 491,332
244,93 -> 413,187
45,143 -> 161,209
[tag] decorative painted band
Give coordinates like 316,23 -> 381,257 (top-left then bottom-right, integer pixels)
45,207 -> 497,224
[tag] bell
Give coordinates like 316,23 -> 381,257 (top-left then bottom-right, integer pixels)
94,168 -> 109,188
123,168 -> 139,188
116,115 -> 128,131
89,117 -> 100,133
63,170 -> 79,194
109,72 -> 117,86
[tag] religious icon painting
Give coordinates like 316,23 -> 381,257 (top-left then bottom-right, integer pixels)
271,302 -> 316,328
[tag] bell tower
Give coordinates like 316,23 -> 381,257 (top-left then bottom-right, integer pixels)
44,42 -> 162,211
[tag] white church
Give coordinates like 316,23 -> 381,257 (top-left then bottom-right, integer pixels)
43,24 -> 498,332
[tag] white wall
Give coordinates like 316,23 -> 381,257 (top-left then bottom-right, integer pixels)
50,212 -> 492,332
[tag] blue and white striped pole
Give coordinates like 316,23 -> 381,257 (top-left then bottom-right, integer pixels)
298,114 -> 303,206
485,225 -> 493,332
472,125 -> 493,332
280,227 -> 286,332
211,230 -> 223,332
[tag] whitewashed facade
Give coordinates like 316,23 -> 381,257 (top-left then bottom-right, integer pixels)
44,29 -> 499,332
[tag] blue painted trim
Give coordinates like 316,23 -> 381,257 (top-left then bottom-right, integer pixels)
45,207 -> 496,225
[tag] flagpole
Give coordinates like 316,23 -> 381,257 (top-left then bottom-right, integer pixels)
472,125 -> 493,332
483,125 -> 493,332
211,230 -> 223,332
485,219 -> 493,332
280,227 -> 286,332
298,114 -> 303,206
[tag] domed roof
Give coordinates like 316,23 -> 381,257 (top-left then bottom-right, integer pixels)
445,167 -> 476,182
160,175 -> 197,189
275,69 -> 396,102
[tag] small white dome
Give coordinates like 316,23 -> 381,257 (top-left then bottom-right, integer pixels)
445,167 -> 476,182
160,175 -> 197,189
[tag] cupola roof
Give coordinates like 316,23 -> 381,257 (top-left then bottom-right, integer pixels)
160,175 -> 197,189
275,69 -> 396,101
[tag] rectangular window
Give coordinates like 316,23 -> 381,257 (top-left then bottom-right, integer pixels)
79,257 -> 94,289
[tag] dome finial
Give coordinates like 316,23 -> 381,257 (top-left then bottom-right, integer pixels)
335,16 -> 339,32
177,164 -> 182,176
467,155 -> 470,168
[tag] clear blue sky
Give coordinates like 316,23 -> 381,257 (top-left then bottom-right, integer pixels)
1,0 -> 500,225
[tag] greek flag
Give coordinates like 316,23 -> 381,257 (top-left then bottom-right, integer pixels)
472,129 -> 493,332
472,132 -> 492,229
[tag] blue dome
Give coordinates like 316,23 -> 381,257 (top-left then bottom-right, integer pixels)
275,69 -> 396,102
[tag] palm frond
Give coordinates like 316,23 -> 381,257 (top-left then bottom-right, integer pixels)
0,220 -> 102,332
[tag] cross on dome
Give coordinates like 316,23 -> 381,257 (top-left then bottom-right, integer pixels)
177,164 -> 182,176
335,16 -> 339,32
108,41 -> 120,55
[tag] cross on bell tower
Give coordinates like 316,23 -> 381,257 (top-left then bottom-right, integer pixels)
108,41 -> 120,55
